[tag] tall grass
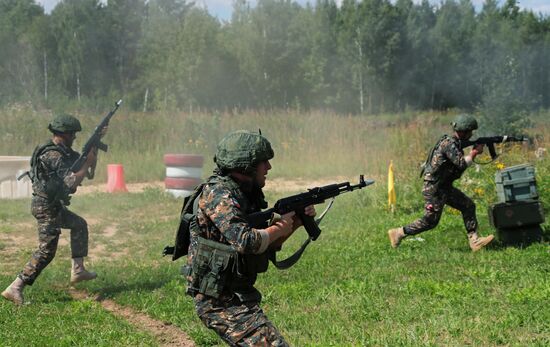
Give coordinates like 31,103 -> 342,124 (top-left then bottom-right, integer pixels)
0,104 -> 548,196
0,106 -> 454,181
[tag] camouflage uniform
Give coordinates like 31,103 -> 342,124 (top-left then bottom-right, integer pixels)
18,142 -> 88,285
187,173 -> 288,347
404,134 -> 477,235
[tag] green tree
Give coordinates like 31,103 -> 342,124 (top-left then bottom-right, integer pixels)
137,0 -> 194,110
224,0 -> 308,108
105,0 -> 147,96
303,0 -> 340,109
170,7 -> 222,109
0,0 -> 45,104
476,56 -> 532,134
337,0 -> 404,113
50,0 -> 108,103
429,0 -> 477,109
394,0 -> 437,110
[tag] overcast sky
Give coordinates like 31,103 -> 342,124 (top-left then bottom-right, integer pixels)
37,0 -> 550,22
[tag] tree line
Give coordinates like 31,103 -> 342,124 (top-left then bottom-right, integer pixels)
1,0 -> 549,115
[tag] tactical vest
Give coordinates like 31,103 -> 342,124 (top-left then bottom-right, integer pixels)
420,135 -> 465,184
420,135 -> 448,179
182,174 -> 269,301
28,140 -> 76,204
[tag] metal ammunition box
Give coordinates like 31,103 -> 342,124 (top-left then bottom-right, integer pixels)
495,164 -> 538,202
488,200 -> 545,229
496,225 -> 543,245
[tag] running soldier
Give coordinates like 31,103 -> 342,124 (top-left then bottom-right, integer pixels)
388,114 -> 494,251
185,130 -> 315,346
2,114 -> 105,305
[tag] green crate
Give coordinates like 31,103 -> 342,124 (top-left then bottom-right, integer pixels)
495,164 -> 538,202
488,200 -> 545,229
496,225 -> 543,245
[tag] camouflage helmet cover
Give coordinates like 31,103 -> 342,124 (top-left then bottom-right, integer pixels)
48,114 -> 82,133
452,114 -> 478,132
214,130 -> 274,171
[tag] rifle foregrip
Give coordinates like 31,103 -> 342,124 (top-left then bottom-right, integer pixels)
297,210 -> 321,241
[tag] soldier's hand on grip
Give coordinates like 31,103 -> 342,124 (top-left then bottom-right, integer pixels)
85,148 -> 98,166
474,143 -> 484,154
276,212 -> 295,237
293,205 -> 316,229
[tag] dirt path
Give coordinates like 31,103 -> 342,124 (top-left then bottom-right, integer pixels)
78,181 -> 164,194
69,289 -> 195,347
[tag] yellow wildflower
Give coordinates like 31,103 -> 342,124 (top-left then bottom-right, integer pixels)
474,187 -> 485,197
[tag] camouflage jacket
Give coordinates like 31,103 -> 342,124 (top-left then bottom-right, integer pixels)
32,140 -> 80,201
423,134 -> 470,185
191,174 -> 268,254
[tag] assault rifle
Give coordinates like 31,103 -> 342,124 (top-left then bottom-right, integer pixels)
459,135 -> 527,163
247,175 -> 374,268
70,99 -> 122,178
162,175 -> 374,268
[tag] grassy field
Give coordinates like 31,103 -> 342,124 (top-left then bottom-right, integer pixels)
0,109 -> 548,346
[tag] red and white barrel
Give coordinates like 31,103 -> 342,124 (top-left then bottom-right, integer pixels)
164,154 -> 204,198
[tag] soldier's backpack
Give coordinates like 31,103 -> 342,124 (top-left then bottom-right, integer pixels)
419,135 -> 448,178
163,183 -> 206,261
19,140 -> 69,202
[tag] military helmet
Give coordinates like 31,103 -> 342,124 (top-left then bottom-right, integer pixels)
214,130 -> 274,172
452,114 -> 478,132
48,114 -> 82,133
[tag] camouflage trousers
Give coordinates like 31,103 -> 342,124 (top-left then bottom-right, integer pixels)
18,196 -> 88,285
404,182 -> 477,235
194,294 -> 289,347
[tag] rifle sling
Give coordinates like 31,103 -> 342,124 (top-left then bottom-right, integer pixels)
268,237 -> 312,270
267,200 -> 335,269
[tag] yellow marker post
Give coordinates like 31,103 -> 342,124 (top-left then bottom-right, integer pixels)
388,160 -> 396,212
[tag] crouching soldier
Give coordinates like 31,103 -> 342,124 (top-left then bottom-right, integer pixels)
2,114 -> 105,305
